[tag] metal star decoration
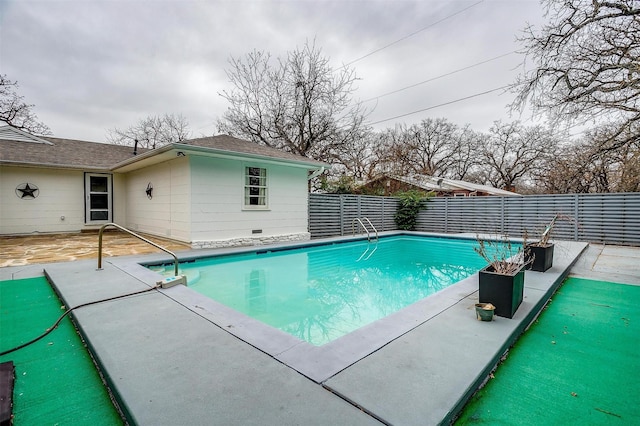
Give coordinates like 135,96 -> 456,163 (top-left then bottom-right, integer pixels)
15,183 -> 39,199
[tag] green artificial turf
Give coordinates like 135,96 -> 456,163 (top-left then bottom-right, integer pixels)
456,277 -> 640,425
0,277 -> 123,425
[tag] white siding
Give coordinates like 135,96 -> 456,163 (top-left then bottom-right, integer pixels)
112,173 -> 127,224
190,156 -> 309,242
0,166 -> 85,234
124,157 -> 191,242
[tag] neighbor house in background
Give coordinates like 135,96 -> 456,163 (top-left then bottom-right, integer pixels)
0,125 -> 327,248
359,174 -> 521,197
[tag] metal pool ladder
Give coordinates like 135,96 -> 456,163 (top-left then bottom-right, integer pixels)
352,217 -> 379,242
97,222 -> 180,277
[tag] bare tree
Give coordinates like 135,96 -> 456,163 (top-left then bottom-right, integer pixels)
330,129 -> 379,181
403,118 -> 458,176
372,118 -> 479,179
534,125 -> 640,193
478,121 -> 559,191
512,0 -> 640,150
217,41 -> 368,162
107,113 -> 191,148
0,74 -> 51,135
439,124 -> 481,180
374,126 -> 417,176
616,146 -> 640,192
527,142 -> 592,193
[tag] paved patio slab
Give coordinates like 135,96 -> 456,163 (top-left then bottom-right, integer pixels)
35,235 -> 589,425
44,260 -> 380,425
323,240 -> 588,425
569,243 -> 640,285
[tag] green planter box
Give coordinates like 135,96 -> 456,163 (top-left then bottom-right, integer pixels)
478,264 -> 525,319
526,243 -> 554,272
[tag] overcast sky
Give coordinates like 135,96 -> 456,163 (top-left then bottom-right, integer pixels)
1,0 -> 545,142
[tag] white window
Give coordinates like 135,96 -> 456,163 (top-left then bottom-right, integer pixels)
244,166 -> 268,208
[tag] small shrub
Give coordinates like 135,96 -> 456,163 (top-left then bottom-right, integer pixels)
394,190 -> 432,230
320,175 -> 356,194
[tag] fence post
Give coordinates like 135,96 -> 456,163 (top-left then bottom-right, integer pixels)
444,198 -> 449,233
340,195 -> 345,236
573,194 -> 579,241
500,197 -> 505,235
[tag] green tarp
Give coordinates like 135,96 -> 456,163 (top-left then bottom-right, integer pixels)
0,277 -> 122,425
457,277 -> 640,425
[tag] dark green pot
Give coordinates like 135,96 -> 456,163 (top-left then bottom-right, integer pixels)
526,243 -> 554,272
478,263 -> 525,319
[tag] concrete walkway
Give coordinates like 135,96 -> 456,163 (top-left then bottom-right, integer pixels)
568,243 -> 640,285
1,235 -> 600,425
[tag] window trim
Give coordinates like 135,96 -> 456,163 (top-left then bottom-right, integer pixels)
243,165 -> 269,210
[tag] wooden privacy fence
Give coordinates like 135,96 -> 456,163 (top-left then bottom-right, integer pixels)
309,192 -> 640,246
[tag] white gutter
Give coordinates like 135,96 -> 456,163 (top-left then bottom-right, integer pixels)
308,166 -> 326,180
111,143 -> 329,172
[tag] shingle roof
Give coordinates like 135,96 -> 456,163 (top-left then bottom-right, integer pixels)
0,134 -> 144,170
180,135 -> 327,166
0,126 -> 326,170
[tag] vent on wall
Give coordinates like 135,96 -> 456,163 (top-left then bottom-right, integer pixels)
252,229 -> 263,234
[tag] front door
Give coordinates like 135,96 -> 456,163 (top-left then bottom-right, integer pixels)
85,173 -> 112,223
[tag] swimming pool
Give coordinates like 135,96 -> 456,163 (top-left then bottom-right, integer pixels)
150,235 -> 494,346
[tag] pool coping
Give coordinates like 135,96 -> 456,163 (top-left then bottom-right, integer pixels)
133,233 -> 489,383
14,232 -> 590,424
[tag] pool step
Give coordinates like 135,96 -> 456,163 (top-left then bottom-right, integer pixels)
158,275 -> 188,289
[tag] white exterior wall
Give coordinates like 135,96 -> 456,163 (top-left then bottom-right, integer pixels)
112,173 -> 127,225
124,156 -> 191,242
1,153 -> 314,246
190,155 -> 310,247
1,166 -> 84,234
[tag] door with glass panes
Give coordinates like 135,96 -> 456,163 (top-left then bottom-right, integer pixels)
85,173 -> 112,223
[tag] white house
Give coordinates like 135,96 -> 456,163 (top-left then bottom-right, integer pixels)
0,125 -> 328,248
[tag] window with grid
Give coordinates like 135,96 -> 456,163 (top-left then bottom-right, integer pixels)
244,167 -> 267,208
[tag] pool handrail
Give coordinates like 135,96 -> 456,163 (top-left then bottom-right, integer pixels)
352,217 -> 379,242
97,223 -> 180,276
356,241 -> 378,261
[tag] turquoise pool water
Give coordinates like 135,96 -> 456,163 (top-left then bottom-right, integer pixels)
152,236 -> 493,346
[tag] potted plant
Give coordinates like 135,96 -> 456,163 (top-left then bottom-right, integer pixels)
525,214 -> 570,272
474,235 -> 527,319
474,303 -> 496,321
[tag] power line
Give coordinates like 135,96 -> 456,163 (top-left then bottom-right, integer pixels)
362,51 -> 516,103
367,86 -> 508,126
344,0 -> 485,67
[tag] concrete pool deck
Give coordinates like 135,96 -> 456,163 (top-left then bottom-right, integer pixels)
2,236 -> 637,424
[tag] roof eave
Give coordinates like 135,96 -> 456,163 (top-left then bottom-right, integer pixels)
111,143 -> 330,172
0,160 -> 111,172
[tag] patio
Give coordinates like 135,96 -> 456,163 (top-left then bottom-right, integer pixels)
0,232 -> 191,268
5,233 -> 631,424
